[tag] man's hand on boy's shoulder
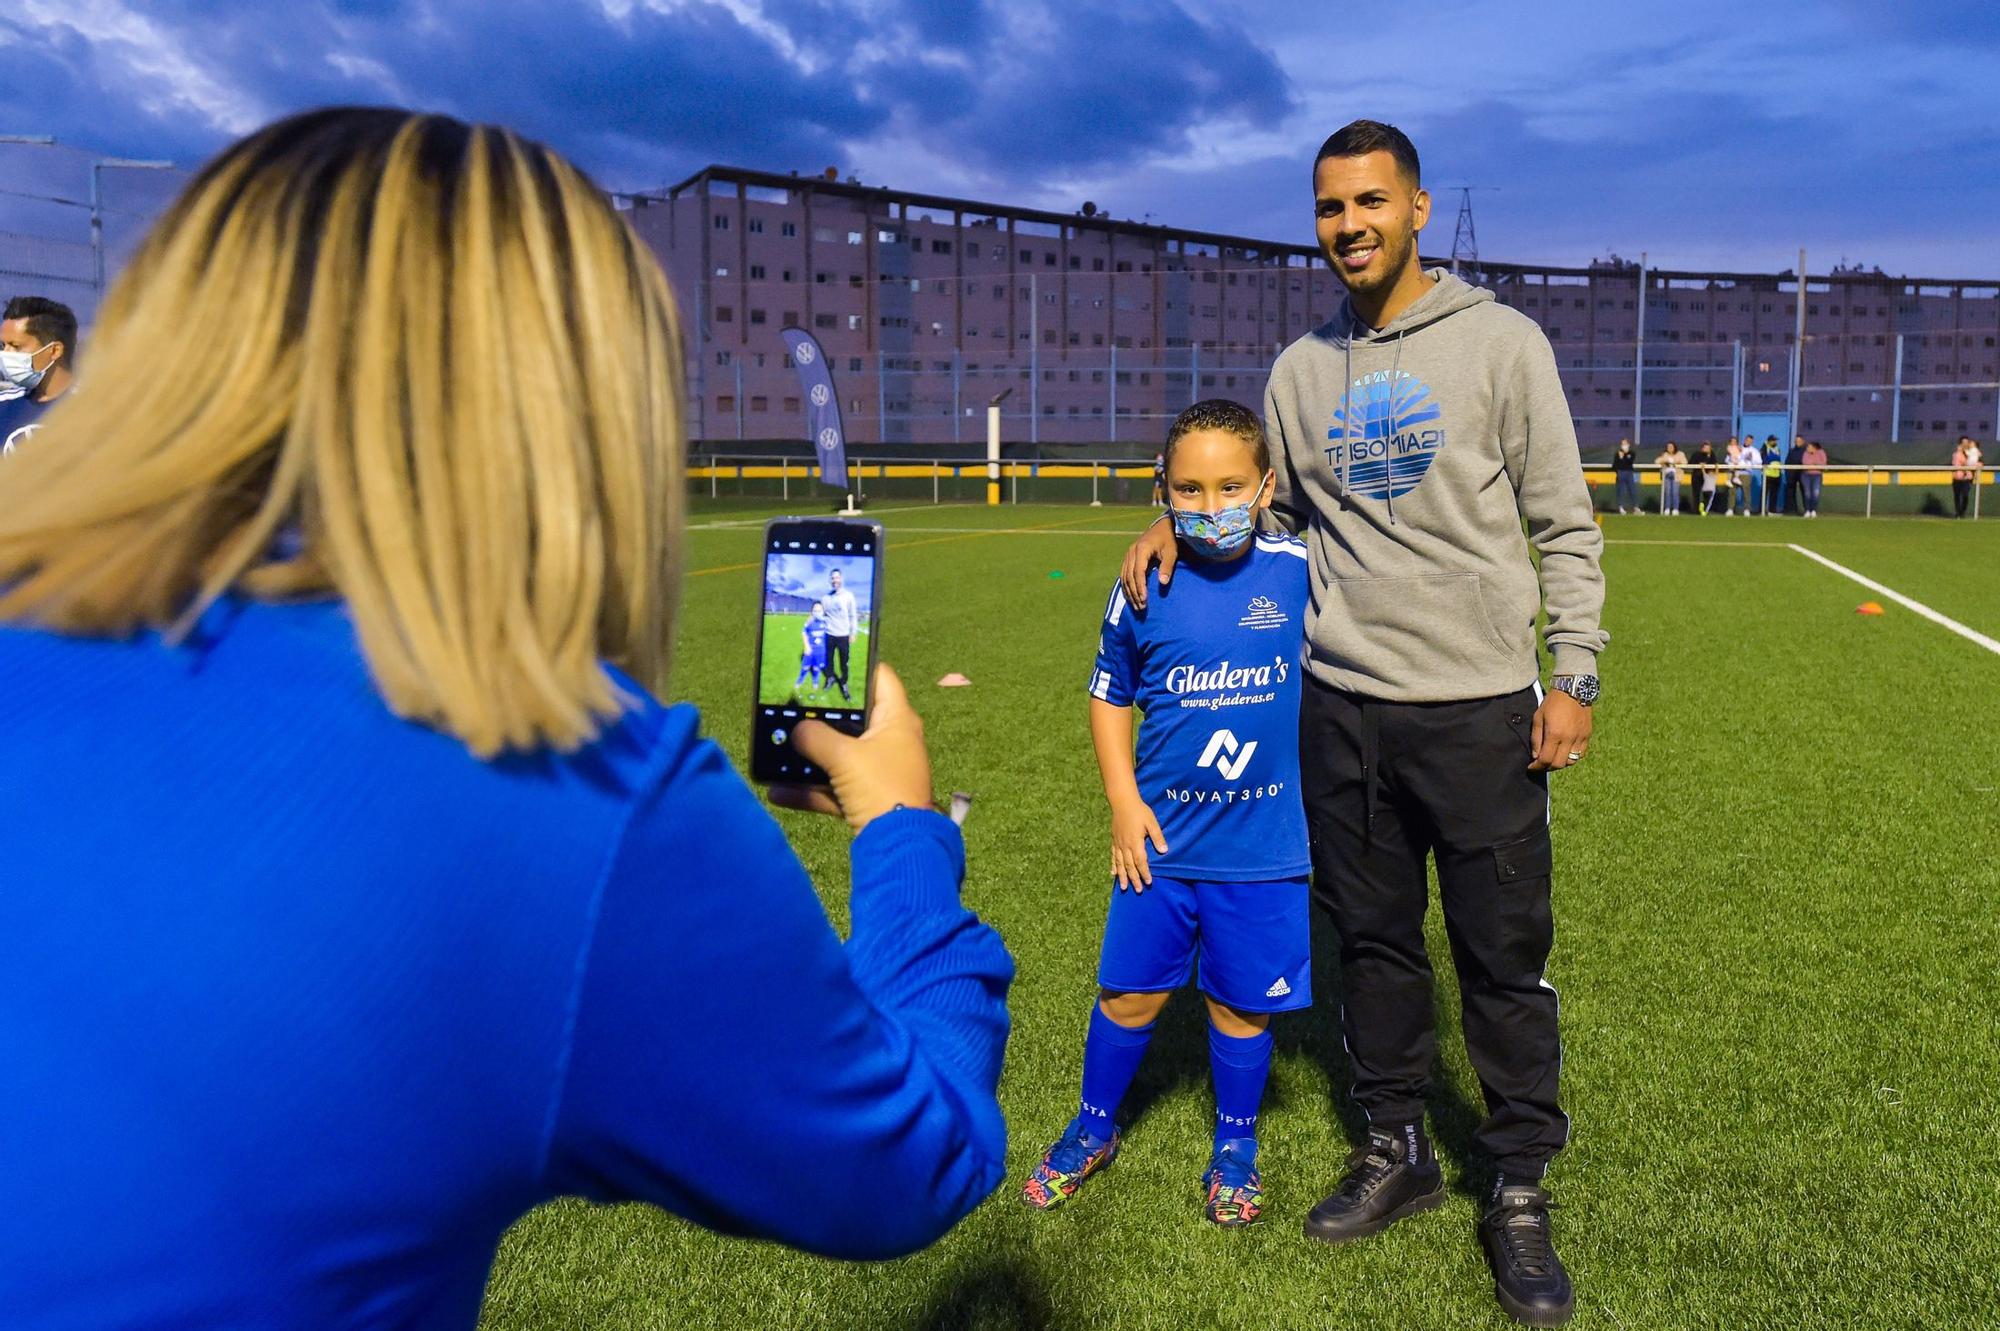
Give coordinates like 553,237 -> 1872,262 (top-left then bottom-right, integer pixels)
1120,515 -> 1177,609
1109,795 -> 1168,893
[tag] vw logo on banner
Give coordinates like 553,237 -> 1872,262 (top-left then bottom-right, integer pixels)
781,326 -> 847,488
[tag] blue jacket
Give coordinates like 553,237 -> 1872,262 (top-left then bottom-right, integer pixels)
0,598 -> 1012,1329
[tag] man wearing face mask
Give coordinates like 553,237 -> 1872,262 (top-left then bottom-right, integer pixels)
1120,120 -> 1603,1327
0,296 -> 78,455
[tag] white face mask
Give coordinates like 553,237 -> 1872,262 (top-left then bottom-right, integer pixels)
0,343 -> 51,391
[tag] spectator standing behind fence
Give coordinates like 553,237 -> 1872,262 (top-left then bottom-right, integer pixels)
0,296 -> 79,455
1761,435 -> 1782,513
1723,439 -> 1743,515
1780,436 -> 1807,514
1610,438 -> 1638,514
1695,441 -> 1720,514
1656,441 -> 1686,516
1738,435 -> 1763,515
0,108 -> 1012,1331
1951,437 -> 1982,518
1801,439 -> 1827,517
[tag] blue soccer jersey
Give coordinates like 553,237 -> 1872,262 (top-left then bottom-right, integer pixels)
1088,532 -> 1311,882
803,616 -> 828,667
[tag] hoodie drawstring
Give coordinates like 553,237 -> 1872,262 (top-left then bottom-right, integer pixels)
1384,330 -> 1405,527
1340,334 -> 1352,501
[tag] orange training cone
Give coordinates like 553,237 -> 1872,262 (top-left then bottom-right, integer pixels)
1855,601 -> 1885,616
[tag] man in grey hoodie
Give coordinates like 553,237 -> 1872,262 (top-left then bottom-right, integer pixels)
1121,121 -> 1602,1328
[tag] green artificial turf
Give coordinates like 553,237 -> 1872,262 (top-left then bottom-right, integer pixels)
478,505 -> 2000,1331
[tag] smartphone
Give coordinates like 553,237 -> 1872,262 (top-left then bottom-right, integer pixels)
749,517 -> 883,786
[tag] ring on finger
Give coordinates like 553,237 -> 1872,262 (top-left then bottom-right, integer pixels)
1567,750 -> 1584,762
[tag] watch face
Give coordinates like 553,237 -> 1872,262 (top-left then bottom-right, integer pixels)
1568,675 -> 1601,705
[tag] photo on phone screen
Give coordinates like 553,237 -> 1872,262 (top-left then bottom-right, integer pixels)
751,519 -> 881,785
759,552 -> 874,709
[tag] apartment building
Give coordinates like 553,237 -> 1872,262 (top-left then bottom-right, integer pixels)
624,166 -> 1999,450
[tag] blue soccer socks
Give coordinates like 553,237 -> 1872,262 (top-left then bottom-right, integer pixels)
1207,1022 -> 1273,1150
1077,1004 -> 1156,1141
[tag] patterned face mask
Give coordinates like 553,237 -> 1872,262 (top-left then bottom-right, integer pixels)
1169,473 -> 1272,556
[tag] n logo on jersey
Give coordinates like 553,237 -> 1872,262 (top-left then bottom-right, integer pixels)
1197,728 -> 1258,780
1323,369 -> 1446,500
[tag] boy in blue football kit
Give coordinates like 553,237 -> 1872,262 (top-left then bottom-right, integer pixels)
1022,400 -> 1310,1227
794,601 -> 829,696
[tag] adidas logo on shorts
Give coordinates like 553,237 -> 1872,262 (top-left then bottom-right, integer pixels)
1264,976 -> 1291,998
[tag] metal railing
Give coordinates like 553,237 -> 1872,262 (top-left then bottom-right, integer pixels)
1591,463 -> 1991,518
690,453 -> 1159,507
690,454 -> 1995,518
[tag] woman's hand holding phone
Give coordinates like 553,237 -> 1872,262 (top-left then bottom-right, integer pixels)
771,663 -> 935,830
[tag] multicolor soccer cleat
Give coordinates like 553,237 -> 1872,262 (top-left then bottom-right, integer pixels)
1202,1138 -> 1264,1227
1021,1120 -> 1119,1211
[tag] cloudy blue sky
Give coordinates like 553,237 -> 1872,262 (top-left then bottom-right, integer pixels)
1,0 -> 1996,280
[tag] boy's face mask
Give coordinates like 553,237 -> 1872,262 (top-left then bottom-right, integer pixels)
1169,472 -> 1272,557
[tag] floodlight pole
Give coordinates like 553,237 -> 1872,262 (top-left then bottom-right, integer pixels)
90,157 -> 176,293
1028,275 -> 1038,446
1891,333 -> 1904,443
1789,247 -> 1807,438
1633,252 -> 1647,448
1730,339 -> 1743,441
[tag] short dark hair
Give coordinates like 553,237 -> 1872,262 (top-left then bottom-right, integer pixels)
3,295 -> 77,361
1165,398 -> 1269,475
1314,119 -> 1420,188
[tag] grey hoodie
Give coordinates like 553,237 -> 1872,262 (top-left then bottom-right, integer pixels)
1264,268 -> 1606,702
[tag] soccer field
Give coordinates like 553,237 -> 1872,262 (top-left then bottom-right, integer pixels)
479,504 -> 2000,1331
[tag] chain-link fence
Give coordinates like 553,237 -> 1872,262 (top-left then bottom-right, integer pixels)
5,154 -> 1994,458
0,140 -> 188,327
678,267 -> 2000,452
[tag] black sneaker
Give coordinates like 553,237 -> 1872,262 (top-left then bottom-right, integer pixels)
1302,1128 -> 1445,1245
1480,1183 -> 1574,1326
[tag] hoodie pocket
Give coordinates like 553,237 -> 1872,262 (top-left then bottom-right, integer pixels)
1318,572 -> 1519,679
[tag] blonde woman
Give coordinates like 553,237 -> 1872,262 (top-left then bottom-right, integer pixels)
0,108 -> 1011,1328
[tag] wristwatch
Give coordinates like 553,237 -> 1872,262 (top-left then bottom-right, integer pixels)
1550,674 -> 1600,706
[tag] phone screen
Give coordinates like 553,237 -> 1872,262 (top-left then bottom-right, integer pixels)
749,518 -> 881,785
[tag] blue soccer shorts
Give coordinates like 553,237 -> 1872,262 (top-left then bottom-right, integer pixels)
1095,873 -> 1311,1013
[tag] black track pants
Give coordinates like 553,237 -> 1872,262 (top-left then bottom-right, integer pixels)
1299,675 -> 1567,1177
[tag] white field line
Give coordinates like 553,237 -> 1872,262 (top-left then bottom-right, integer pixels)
890,526 -> 1137,536
691,522 -> 1141,536
1603,538 -> 1787,548
687,502 -> 949,530
1787,543 -> 2000,658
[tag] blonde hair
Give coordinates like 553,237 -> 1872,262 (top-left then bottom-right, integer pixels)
0,108 -> 685,756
